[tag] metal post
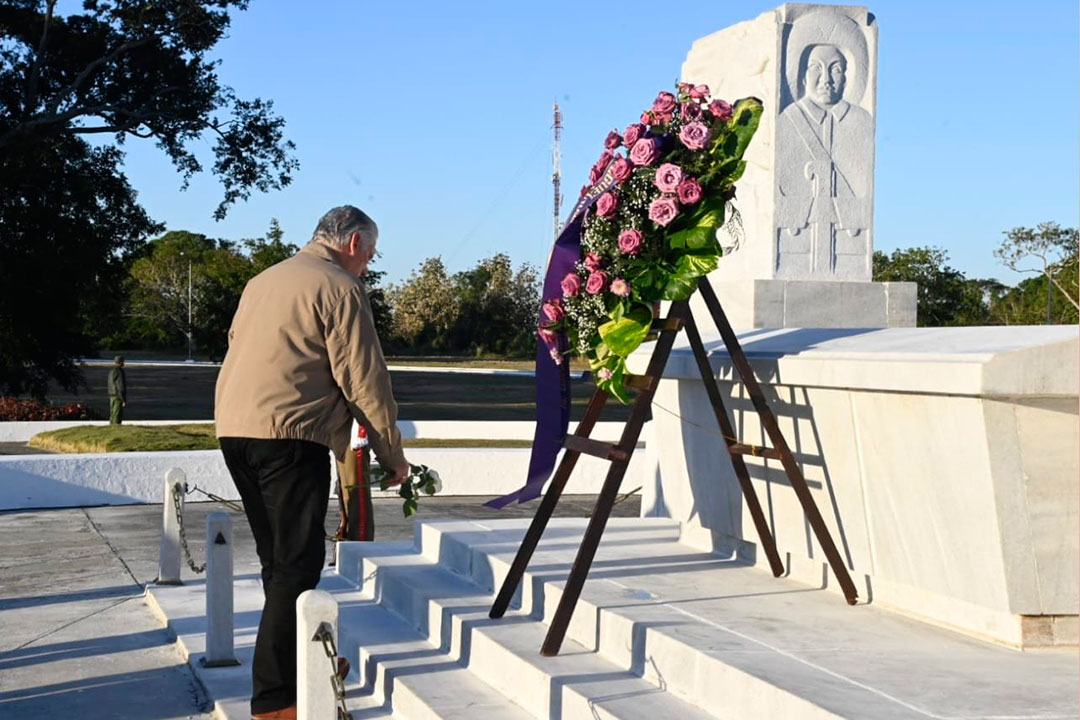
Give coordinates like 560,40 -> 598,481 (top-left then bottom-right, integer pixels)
297,590 -> 338,720
157,468 -> 185,585
187,257 -> 193,361
201,512 -> 239,667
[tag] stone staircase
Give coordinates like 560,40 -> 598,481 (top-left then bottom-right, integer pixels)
328,517 -> 1078,720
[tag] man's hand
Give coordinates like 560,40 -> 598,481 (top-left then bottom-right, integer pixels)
381,461 -> 410,488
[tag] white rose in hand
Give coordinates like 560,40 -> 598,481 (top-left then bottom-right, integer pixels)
424,469 -> 442,495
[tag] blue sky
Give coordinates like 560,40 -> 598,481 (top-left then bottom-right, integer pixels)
114,0 -> 1079,286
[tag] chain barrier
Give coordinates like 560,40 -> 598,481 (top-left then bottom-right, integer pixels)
313,622 -> 353,720
171,482 -> 206,574
184,484 -> 244,513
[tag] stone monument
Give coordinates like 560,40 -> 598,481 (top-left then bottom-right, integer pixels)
683,3 -> 916,328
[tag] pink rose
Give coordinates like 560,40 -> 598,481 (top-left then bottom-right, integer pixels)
649,196 -> 679,227
550,347 -> 563,366
640,110 -> 653,125
584,251 -> 602,272
611,157 -> 634,184
679,121 -> 712,150
596,191 -> 618,218
542,299 -> 564,323
690,84 -> 710,100
604,130 -> 622,149
628,137 -> 659,166
681,102 -> 702,120
709,99 -> 733,122
561,272 -> 581,297
654,162 -> 685,194
623,123 -> 646,147
610,277 -> 630,297
585,270 -> 608,295
538,327 -> 557,346
653,111 -> 673,125
598,367 -> 613,381
617,228 -> 643,255
676,177 -> 703,205
677,82 -> 693,94
652,91 -> 677,114
589,150 -> 613,185
579,184 -> 589,198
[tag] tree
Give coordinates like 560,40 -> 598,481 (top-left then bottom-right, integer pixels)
0,135 -> 158,395
361,268 -> 395,346
127,230 -> 249,361
873,246 -> 991,326
244,218 -> 298,275
389,258 -> 460,351
450,254 -> 539,356
994,222 -> 1079,319
0,0 -> 297,219
990,263 -> 1079,326
0,0 -> 297,395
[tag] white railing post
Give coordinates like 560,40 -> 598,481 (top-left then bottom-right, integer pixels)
157,468 -> 185,585
201,511 -> 239,667
297,590 -> 338,720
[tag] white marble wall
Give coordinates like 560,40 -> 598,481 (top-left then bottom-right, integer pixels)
635,325 -> 1079,647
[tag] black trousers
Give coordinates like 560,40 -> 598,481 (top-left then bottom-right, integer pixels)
219,437 -> 330,714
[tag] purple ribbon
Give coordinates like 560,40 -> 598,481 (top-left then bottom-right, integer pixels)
484,207 -> 589,508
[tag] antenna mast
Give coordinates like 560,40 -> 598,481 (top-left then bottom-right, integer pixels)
552,102 -> 563,241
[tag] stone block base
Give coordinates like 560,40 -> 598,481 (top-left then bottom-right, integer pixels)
690,278 -> 916,330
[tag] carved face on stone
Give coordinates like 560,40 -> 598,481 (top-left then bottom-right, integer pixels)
802,45 -> 846,106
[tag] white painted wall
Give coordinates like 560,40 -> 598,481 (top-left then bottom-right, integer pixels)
0,444 -> 649,511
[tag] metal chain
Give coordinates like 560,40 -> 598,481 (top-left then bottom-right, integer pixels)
171,483 -> 206,574
314,622 -> 353,720
184,484 -> 244,513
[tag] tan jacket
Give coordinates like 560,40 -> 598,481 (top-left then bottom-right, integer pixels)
215,242 -> 405,468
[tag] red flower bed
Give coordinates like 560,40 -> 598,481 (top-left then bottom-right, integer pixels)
0,396 -> 101,421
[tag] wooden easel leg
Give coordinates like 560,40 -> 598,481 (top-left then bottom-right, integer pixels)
541,300 -> 691,655
697,278 -> 859,604
683,310 -> 785,577
489,389 -> 608,619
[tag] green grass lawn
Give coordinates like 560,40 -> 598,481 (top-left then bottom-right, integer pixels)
28,424 -> 532,454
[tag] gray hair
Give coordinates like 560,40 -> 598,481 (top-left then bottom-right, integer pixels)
311,205 -> 378,250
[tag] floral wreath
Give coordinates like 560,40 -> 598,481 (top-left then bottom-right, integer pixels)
538,83 -> 763,401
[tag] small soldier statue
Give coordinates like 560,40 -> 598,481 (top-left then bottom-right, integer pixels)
107,355 -> 127,425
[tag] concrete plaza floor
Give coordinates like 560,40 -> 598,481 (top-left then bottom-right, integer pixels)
0,495 -> 634,720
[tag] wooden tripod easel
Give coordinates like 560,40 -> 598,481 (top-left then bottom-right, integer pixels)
489,277 -> 858,656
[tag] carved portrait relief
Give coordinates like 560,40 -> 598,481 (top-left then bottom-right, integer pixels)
776,11 -> 874,280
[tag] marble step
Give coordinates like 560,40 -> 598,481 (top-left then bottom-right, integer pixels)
336,599 -> 535,720
341,517 -> 1079,720
337,544 -> 718,720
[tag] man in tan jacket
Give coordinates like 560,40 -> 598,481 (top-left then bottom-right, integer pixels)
215,205 -> 407,720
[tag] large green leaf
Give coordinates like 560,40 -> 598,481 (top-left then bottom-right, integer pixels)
598,361 -> 632,405
661,254 -> 719,300
668,226 -> 707,251
729,97 -> 763,161
598,306 -> 653,357
628,266 -> 667,302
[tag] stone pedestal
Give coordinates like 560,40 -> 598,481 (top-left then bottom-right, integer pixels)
632,326 -> 1080,647
682,3 -> 916,328
690,278 -> 916,330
